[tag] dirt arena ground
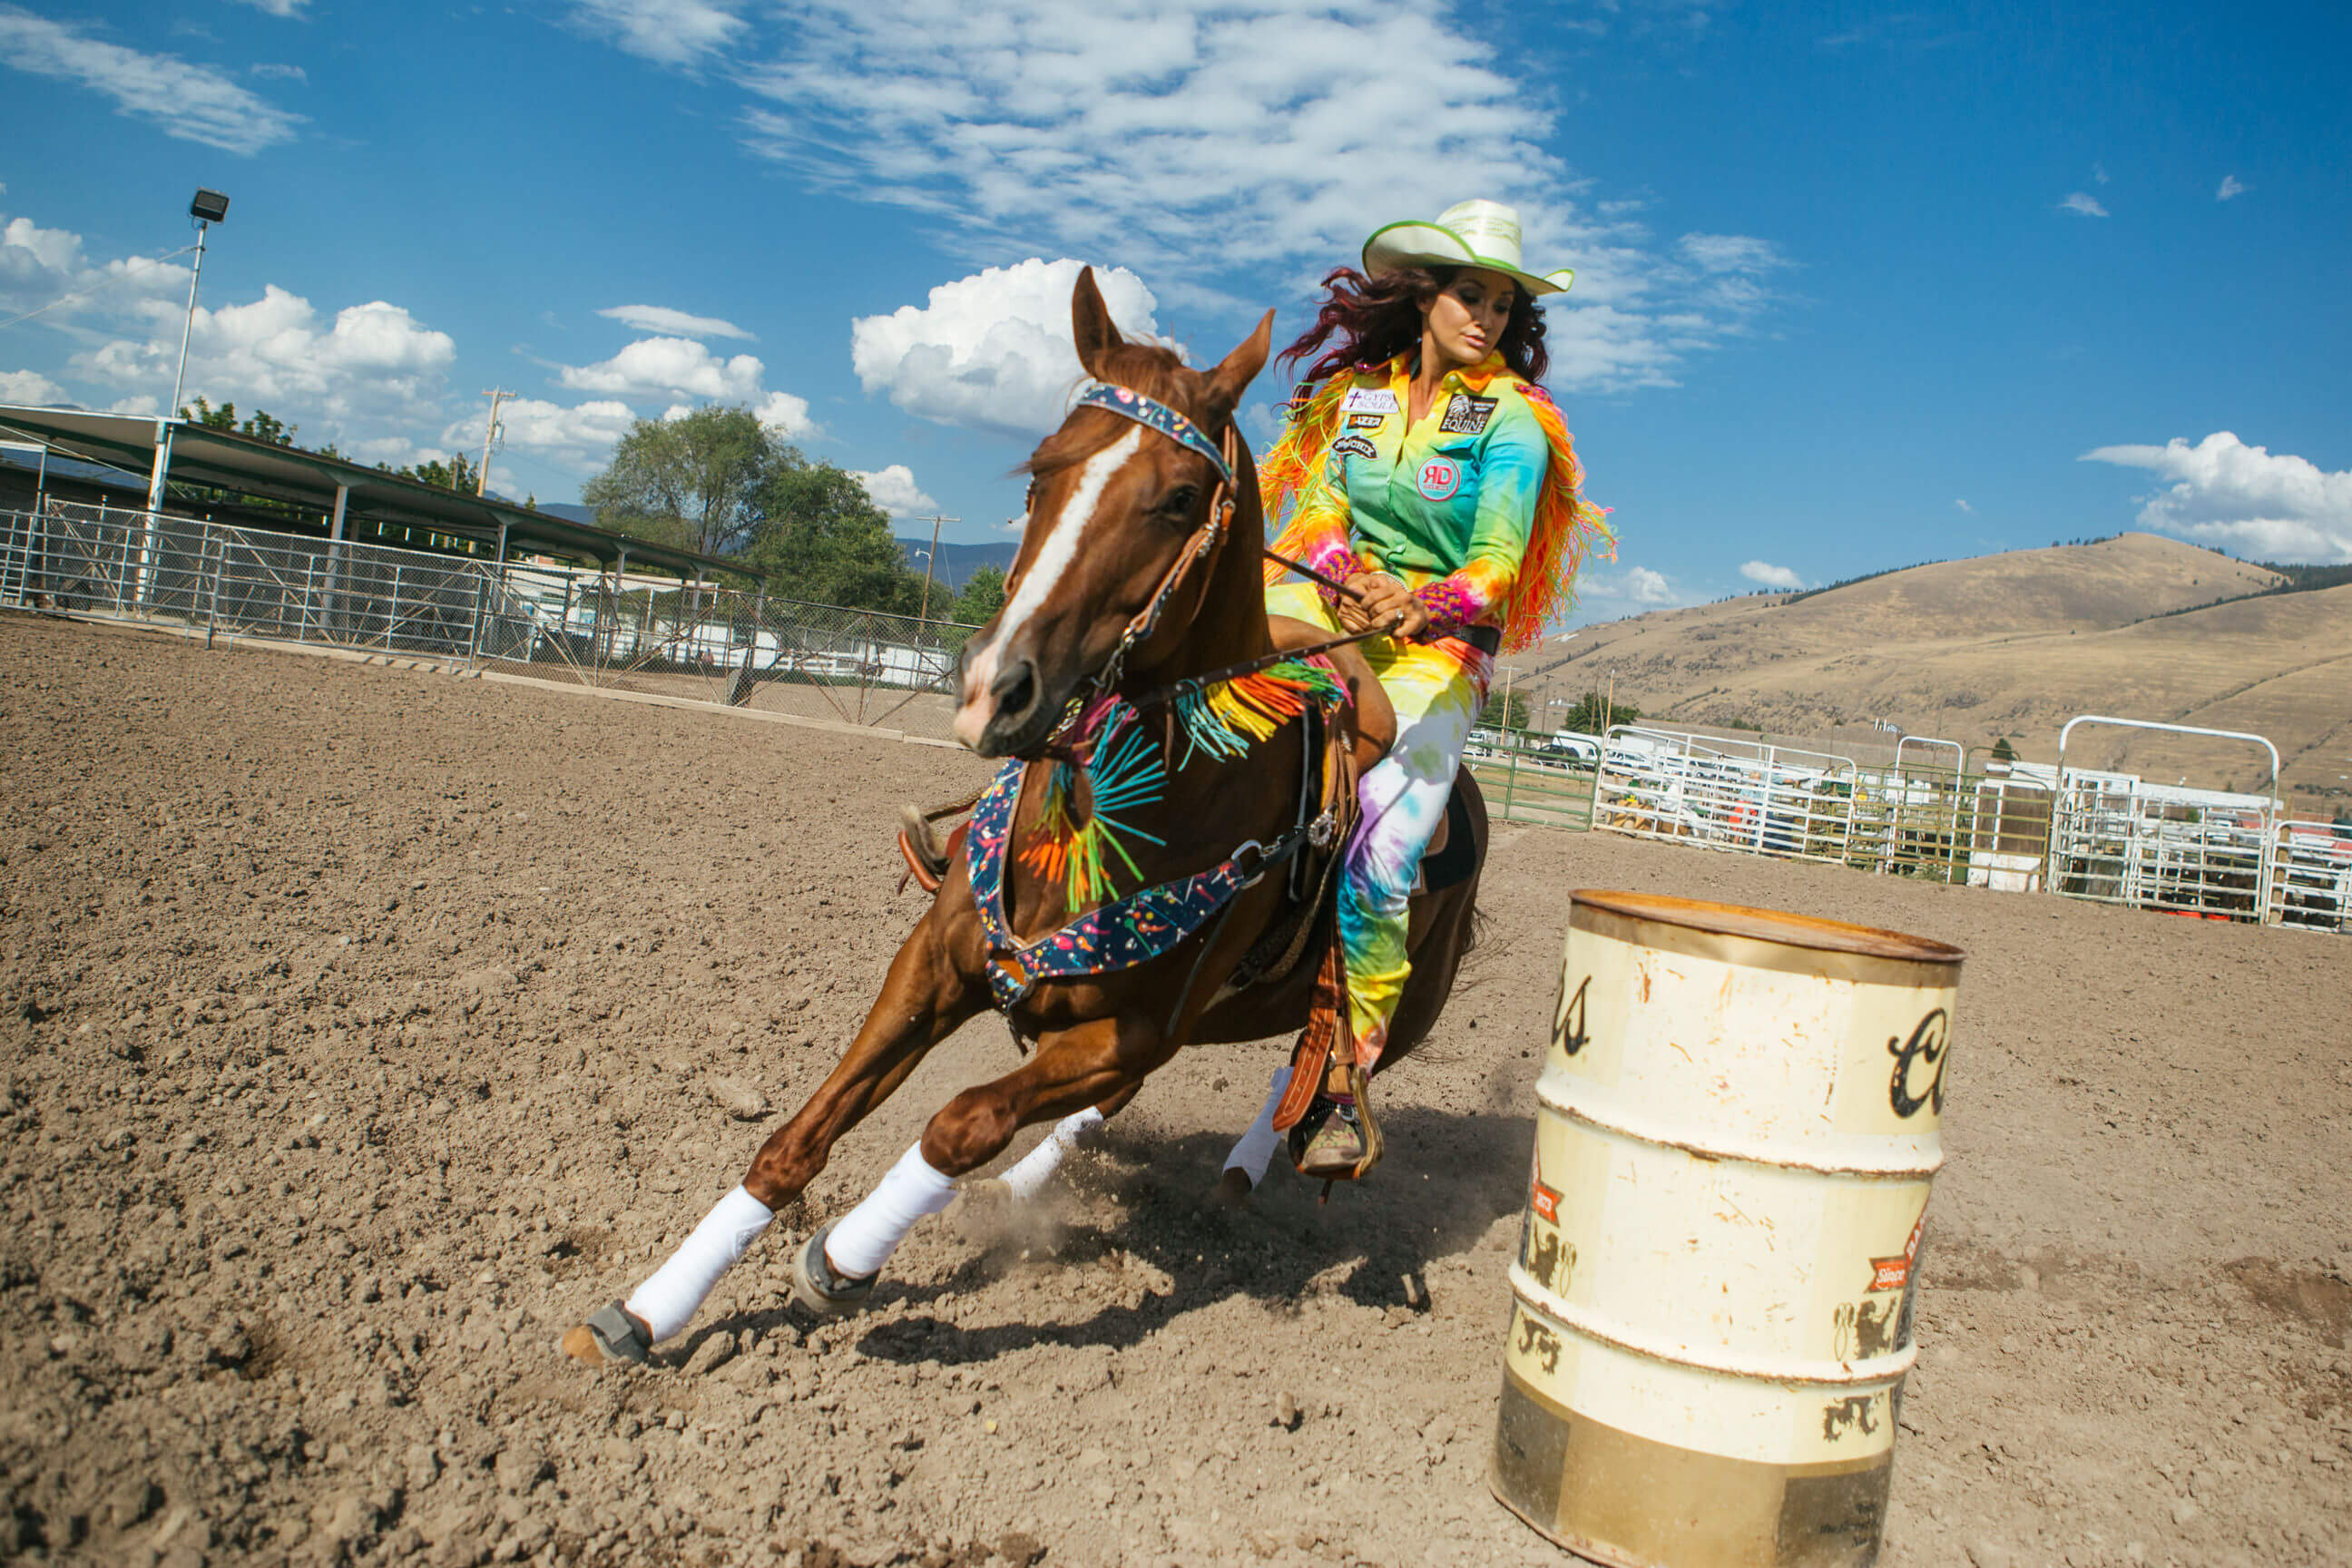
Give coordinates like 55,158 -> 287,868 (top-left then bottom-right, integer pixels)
2,612 -> 2346,1568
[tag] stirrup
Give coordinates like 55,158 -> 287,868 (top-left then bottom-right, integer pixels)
789,1221 -> 878,1318
1288,1063 -> 1382,1181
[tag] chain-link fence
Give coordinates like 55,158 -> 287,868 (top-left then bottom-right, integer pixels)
0,502 -> 980,738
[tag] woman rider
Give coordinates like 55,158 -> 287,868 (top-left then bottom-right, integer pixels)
1257,199 -> 1611,1177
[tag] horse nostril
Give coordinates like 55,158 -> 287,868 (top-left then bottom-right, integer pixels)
990,660 -> 1037,720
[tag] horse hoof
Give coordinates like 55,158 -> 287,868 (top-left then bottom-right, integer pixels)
1208,1169 -> 1254,1210
563,1301 -> 652,1367
789,1222 -> 877,1318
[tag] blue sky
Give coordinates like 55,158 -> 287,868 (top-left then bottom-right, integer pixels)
3,0 -> 2346,622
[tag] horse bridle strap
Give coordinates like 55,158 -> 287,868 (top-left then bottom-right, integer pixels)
1075,381 -> 1233,487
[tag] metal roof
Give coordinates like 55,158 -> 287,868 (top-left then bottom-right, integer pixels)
0,404 -> 751,582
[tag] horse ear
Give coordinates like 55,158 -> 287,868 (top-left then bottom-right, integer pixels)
1204,308 -> 1276,416
1071,267 -> 1124,377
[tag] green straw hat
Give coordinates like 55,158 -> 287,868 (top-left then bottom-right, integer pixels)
1361,199 -> 1573,297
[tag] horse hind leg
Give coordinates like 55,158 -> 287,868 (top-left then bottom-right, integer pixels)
1210,1064 -> 1296,1208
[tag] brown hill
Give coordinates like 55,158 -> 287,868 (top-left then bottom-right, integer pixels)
1524,534 -> 2347,815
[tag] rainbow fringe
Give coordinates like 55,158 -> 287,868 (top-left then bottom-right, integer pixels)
1015,657 -> 1348,908
1172,657 -> 1349,765
1018,709 -> 1168,906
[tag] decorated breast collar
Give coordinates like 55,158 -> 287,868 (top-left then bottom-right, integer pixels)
1075,382 -> 1233,486
964,657 -> 1349,1013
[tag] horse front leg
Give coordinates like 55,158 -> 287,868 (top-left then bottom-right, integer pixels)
789,1011 -> 1174,1316
562,908 -> 983,1365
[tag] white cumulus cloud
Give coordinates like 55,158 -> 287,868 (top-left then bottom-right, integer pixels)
715,0 -> 1782,387
1739,560 -> 1804,590
2082,432 -> 2352,564
2217,174 -> 2247,201
597,303 -> 754,340
559,336 -> 763,399
753,389 -> 814,437
0,368 -> 66,405
567,0 -> 743,67
443,397 -> 640,468
74,285 -> 456,425
1954,498 -> 1973,514
2058,192 -> 2109,218
851,258 -> 1162,438
0,8 -> 304,154
851,464 -> 937,518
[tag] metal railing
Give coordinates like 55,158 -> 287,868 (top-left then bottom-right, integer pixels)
0,502 -> 981,737
5,503 -> 2339,933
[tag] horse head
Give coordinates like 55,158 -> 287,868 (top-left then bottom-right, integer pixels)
953,268 -> 1274,758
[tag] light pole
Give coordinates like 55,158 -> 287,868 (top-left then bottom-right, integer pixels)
913,513 -> 958,624
145,189 -> 229,515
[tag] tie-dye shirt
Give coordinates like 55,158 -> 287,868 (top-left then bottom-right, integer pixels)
1279,350 -> 1552,635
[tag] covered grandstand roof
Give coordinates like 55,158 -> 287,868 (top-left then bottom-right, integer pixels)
0,404 -> 751,583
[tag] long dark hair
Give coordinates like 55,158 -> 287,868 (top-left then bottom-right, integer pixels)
1277,265 -> 1552,387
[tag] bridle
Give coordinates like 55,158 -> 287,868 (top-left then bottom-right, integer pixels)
1024,380 -> 1403,758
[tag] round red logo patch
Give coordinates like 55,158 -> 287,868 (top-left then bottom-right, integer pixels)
1416,457 -> 1461,501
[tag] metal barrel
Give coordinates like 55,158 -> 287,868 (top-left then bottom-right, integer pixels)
1491,890 -> 1963,1568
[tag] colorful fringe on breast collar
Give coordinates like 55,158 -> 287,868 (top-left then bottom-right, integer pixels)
1259,373 -> 1613,654
966,656 -> 1348,1011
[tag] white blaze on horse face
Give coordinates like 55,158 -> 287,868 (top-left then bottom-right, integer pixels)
954,427 -> 1143,748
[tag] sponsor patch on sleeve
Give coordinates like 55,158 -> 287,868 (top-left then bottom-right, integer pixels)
1438,393 -> 1496,435
1341,387 -> 1400,415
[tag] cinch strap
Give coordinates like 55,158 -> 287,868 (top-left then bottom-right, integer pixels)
1075,382 -> 1233,487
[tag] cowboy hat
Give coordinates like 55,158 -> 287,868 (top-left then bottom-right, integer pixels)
1361,199 -> 1573,297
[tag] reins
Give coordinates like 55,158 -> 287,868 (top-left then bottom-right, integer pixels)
1034,384 -> 1406,755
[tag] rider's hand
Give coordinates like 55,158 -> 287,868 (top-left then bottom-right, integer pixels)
1339,573 -> 1431,641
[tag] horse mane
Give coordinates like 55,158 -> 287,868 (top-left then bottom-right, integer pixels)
1019,342 -> 1206,483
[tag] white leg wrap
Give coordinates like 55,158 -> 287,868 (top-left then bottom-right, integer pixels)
997,1106 -> 1106,1201
623,1184 -> 775,1345
1223,1065 -> 1294,1186
823,1142 -> 958,1279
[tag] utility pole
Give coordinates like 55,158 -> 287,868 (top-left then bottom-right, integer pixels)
476,388 -> 514,496
913,514 -> 957,623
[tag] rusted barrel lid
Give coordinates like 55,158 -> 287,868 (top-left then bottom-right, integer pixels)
1570,889 -> 1965,965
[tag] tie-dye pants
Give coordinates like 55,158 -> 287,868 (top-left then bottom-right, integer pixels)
1267,583 -> 1492,1067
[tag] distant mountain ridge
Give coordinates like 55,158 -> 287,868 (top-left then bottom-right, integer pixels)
1522,534 -> 2347,813
896,538 -> 1018,592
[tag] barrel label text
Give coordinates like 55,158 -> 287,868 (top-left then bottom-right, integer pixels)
1553,973 -> 1590,1057
1886,1007 -> 1950,1118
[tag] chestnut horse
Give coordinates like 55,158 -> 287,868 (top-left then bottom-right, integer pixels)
563,270 -> 1486,1366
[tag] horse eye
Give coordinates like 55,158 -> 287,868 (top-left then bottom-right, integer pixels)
1158,485 -> 1199,520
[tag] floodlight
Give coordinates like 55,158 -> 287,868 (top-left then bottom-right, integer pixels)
190,189 -> 230,223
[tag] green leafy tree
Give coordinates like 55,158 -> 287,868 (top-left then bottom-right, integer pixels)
181,397 -> 297,446
748,462 -> 926,612
583,405 -> 776,557
1557,689 -> 1639,734
1479,691 -> 1530,731
1991,736 -> 2018,762
392,451 -> 481,494
951,564 -> 1007,626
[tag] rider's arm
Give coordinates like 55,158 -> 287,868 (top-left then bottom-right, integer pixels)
1412,408 -> 1548,635
1287,444 -> 1363,602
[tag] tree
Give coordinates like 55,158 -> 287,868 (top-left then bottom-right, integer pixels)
181,397 -> 296,446
1480,691 -> 1529,731
583,405 -> 777,558
952,564 -> 1007,626
1556,688 -> 1639,735
392,451 -> 481,494
1991,736 -> 2018,762
747,461 -> 927,612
